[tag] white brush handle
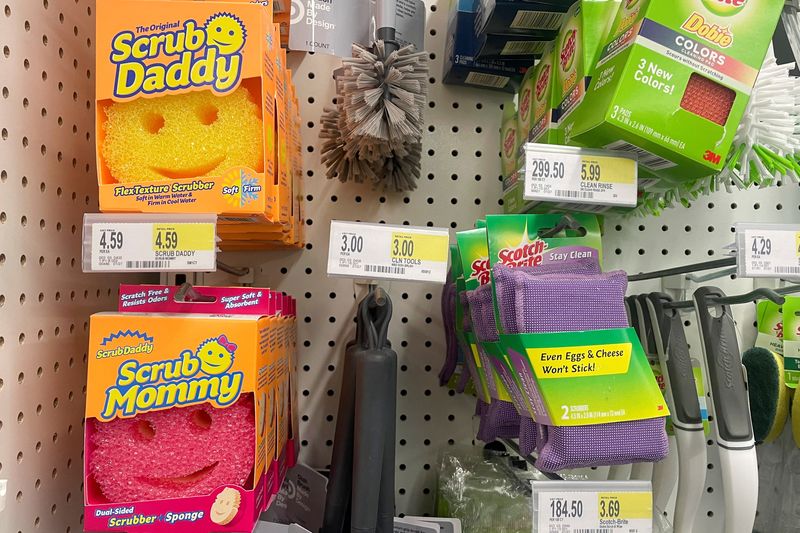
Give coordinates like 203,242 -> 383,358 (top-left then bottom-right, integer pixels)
719,445 -> 758,533
673,427 -> 707,533
653,435 -> 678,516
607,464 -> 632,481
376,0 -> 397,35
630,461 -> 653,481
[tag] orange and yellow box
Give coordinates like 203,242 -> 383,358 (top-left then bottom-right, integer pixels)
95,0 -> 288,223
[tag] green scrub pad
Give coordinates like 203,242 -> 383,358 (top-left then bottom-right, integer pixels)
743,347 -> 788,444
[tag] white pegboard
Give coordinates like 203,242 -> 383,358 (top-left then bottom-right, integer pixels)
229,2 -> 800,527
2,0 -> 800,532
0,1 -> 151,532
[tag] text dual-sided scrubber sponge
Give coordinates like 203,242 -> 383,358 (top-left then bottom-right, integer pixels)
90,395 -> 255,503
102,87 -> 263,183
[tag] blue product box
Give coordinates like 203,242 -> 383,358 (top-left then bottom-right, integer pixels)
444,6 -> 529,93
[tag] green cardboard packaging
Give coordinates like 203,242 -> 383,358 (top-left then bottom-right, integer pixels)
553,0 -> 622,145
500,102 -> 521,178
568,0 -> 784,183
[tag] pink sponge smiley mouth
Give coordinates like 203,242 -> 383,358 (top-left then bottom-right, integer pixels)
138,462 -> 220,488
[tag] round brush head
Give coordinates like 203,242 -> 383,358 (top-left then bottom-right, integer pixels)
743,347 -> 789,444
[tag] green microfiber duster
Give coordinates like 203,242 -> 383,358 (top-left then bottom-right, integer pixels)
743,347 -> 789,444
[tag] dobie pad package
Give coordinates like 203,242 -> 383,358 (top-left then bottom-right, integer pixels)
567,0 -> 784,183
91,397 -> 255,502
84,285 -> 299,532
95,0 -> 287,221
103,87 -> 264,183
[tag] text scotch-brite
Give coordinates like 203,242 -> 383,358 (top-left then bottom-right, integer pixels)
566,0 -> 784,184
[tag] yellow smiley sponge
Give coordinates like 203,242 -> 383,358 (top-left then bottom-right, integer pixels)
102,87 -> 263,184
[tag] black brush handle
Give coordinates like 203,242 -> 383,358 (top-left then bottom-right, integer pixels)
648,293 -> 702,428
352,350 -> 392,533
693,287 -> 753,445
636,294 -> 657,355
376,347 -> 397,533
321,340 -> 357,533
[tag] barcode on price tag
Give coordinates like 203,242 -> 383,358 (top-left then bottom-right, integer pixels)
523,144 -> 638,208
83,215 -> 217,272
533,481 -> 652,533
327,221 -> 449,283
735,224 -> 800,278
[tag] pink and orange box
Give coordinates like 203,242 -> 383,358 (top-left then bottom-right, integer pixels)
95,0 -> 301,240
84,286 -> 297,532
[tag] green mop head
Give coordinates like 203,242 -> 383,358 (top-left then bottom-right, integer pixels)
742,347 -> 789,444
320,41 -> 429,192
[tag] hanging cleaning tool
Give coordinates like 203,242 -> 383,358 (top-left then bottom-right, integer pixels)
693,287 -> 758,533
323,288 -> 397,533
637,293 -> 678,530
628,296 -> 655,483
319,0 -> 429,192
647,293 -> 707,533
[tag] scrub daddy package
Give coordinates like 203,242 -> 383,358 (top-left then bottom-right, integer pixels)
84,286 -> 294,532
95,0 -> 287,222
568,0 -> 784,182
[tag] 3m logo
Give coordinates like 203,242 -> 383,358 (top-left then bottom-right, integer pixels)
702,0 -> 747,16
703,150 -> 722,165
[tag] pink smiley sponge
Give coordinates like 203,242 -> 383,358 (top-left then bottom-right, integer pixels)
90,395 -> 255,503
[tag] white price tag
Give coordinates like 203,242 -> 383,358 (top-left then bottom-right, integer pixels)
327,221 -> 449,283
88,221 -> 216,272
536,489 -> 653,533
736,225 -> 800,278
523,145 -> 638,207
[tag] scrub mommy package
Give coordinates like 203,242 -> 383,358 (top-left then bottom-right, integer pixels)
85,286 -> 297,532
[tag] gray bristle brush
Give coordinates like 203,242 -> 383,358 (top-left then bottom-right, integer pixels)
319,0 -> 428,192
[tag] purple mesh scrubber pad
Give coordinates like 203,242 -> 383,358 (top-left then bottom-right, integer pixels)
493,265 -> 668,471
467,287 -> 520,442
493,259 -> 603,456
519,416 -> 538,456
439,280 -> 458,386
495,257 -> 602,333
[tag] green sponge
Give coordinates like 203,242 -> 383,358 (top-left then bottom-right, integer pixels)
743,347 -> 789,444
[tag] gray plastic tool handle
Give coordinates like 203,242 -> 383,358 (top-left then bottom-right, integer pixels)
352,350 -> 393,533
693,287 -> 753,445
376,0 -> 397,40
648,293 -> 702,428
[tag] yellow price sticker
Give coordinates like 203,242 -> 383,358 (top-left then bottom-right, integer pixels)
598,492 -> 652,520
390,232 -> 448,262
796,232 -> 800,257
152,223 -> 215,252
580,155 -> 636,185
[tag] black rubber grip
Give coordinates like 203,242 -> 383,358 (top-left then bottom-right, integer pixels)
693,286 -> 753,443
626,296 -> 641,337
648,293 -> 702,426
636,294 -> 657,355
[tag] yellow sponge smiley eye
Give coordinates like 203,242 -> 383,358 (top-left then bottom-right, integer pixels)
102,87 -> 263,183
